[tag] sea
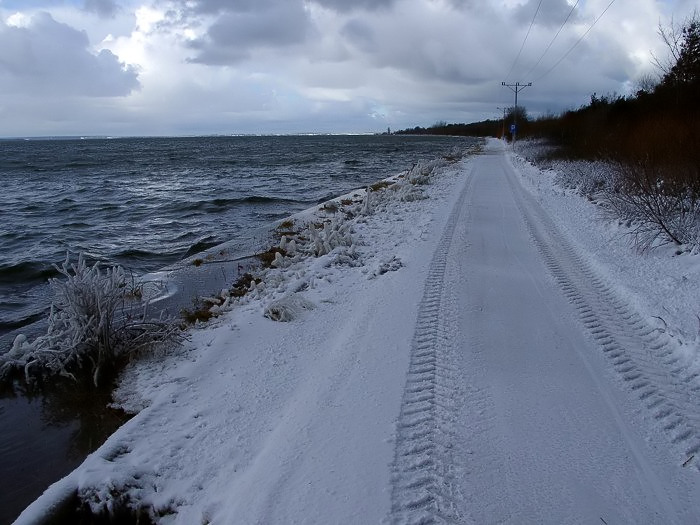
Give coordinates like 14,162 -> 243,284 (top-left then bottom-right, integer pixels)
0,133 -> 472,522
0,134 -> 471,344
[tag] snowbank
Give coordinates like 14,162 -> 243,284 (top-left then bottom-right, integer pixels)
15,144 -> 478,524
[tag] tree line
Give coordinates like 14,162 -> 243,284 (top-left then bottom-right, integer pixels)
398,12 -> 699,250
398,11 -> 699,170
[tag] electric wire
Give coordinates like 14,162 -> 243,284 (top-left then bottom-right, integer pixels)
524,0 -> 580,79
534,0 -> 618,81
504,0 -> 544,81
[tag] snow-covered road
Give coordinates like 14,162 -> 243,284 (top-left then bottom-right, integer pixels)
390,146 -> 699,523
17,140 -> 700,524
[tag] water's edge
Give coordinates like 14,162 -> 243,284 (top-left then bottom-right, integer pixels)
3,137 -> 478,523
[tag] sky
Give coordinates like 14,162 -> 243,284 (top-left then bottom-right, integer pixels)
0,0 -> 695,136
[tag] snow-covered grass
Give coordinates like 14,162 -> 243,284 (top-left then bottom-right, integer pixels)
179,148 -> 477,327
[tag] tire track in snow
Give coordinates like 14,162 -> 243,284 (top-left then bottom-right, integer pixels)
388,164 -> 474,524
505,157 -> 700,468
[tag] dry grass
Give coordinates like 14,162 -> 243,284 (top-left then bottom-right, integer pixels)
231,272 -> 262,298
321,202 -> 339,213
370,180 -> 393,192
256,246 -> 287,267
181,304 -> 217,325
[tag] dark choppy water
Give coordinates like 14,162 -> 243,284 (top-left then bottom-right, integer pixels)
1,134 -> 469,343
0,133 -> 473,522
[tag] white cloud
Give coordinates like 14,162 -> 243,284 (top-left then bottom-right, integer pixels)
0,0 -> 691,136
0,11 -> 138,97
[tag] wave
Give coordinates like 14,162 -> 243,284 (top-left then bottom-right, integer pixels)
0,311 -> 47,336
114,248 -> 167,261
65,160 -> 101,169
0,261 -> 60,286
180,237 -> 221,259
60,221 -> 93,229
315,192 -> 343,204
216,196 -> 297,206
178,196 -> 299,213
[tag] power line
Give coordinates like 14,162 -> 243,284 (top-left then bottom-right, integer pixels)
534,0 -> 618,82
505,0 -> 544,81
501,81 -> 532,143
524,0 -> 580,79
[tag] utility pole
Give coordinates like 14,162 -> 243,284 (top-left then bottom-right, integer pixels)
496,106 -> 507,139
501,81 -> 532,144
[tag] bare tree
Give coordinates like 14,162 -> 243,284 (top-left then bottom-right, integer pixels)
653,10 -> 700,85
652,16 -> 684,78
634,72 -> 659,94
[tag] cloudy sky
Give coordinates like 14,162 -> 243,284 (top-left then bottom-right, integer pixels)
0,0 -> 695,136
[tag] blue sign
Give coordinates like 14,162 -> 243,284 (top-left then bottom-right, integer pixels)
510,124 -> 517,133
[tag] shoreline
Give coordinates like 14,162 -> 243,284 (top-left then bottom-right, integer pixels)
13,138 -> 700,523
11,143 -> 477,523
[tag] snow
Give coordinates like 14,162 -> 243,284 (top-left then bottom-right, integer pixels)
14,139 -> 700,524
510,147 -> 700,371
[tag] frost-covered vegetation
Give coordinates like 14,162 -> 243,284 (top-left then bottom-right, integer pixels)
188,150 -> 468,325
601,162 -> 700,250
0,254 -> 183,387
518,140 -> 700,252
0,147 -> 468,394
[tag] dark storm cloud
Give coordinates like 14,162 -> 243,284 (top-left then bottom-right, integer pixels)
83,0 -> 120,18
336,3 -> 504,85
0,12 -> 139,96
187,0 -> 314,64
340,19 -> 376,52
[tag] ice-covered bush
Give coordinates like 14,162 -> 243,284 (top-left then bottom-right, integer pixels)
0,254 -> 183,386
361,187 -> 374,216
553,160 -> 614,198
392,180 -> 428,202
306,218 -> 354,256
601,162 -> 700,250
406,159 -> 443,185
517,139 -> 700,251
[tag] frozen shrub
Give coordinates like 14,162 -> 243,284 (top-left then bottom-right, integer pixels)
361,187 -> 373,216
406,159 -> 443,185
392,180 -> 427,202
306,218 -> 353,256
369,255 -> 403,279
601,162 -> 700,250
519,139 -> 557,164
0,254 -> 183,386
553,160 -> 613,198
